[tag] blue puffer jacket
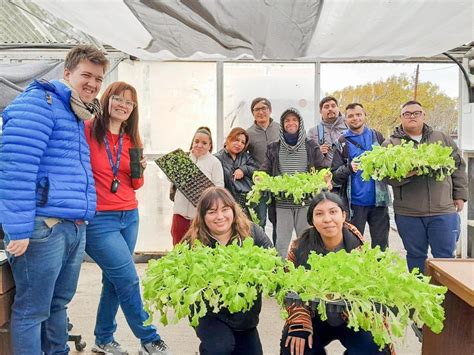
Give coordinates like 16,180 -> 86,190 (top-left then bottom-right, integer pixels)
0,80 -> 96,240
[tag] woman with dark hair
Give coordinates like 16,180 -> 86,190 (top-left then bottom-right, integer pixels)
171,126 -> 224,245
281,191 -> 387,355
85,82 -> 170,354
184,187 -> 272,355
215,127 -> 258,215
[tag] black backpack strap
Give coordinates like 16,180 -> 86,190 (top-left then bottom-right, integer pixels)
317,123 -> 324,145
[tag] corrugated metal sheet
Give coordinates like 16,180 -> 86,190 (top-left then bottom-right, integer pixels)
0,0 -> 102,46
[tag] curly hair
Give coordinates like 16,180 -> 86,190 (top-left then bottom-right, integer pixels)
184,187 -> 251,246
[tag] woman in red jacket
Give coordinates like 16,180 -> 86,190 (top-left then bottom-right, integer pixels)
85,82 -> 170,355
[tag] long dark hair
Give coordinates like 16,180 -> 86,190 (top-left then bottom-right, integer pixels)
91,81 -> 142,147
292,191 -> 347,267
184,187 -> 251,246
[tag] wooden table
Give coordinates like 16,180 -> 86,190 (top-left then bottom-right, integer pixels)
422,259 -> 474,355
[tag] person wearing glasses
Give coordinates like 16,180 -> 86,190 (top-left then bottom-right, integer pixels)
383,100 -> 468,273
0,44 -> 108,355
85,82 -> 171,354
246,98 -> 280,242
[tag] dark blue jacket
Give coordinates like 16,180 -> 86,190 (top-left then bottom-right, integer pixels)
0,80 -> 96,240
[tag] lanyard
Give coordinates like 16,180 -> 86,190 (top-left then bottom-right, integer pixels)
104,131 -> 123,177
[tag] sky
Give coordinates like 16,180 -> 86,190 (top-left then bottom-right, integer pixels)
321,63 -> 460,98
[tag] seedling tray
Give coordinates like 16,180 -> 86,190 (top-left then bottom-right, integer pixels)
155,149 -> 214,207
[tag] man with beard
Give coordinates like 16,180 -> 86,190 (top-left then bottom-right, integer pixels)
331,103 -> 390,250
308,96 -> 347,164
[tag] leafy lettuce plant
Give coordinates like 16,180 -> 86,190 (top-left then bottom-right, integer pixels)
355,141 -> 455,182
247,168 -> 331,206
142,239 -> 283,327
276,244 -> 447,348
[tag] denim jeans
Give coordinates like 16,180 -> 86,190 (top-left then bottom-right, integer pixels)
395,213 -> 459,273
85,209 -> 160,345
4,216 -> 86,355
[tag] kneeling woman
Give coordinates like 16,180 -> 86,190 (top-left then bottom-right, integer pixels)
184,187 -> 273,355
281,191 -> 388,355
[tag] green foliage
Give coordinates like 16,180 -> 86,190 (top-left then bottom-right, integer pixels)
329,74 -> 458,136
275,245 -> 448,348
143,241 -> 447,348
155,149 -> 200,185
355,141 -> 455,181
142,239 -> 283,327
247,169 -> 331,206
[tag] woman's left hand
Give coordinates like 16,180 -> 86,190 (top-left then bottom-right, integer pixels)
233,168 -> 244,180
140,157 -> 147,169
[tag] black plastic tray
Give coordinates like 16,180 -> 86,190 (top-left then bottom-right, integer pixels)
155,149 -> 214,207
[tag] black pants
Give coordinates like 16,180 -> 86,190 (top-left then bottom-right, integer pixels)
195,316 -> 263,355
280,316 -> 387,355
350,205 -> 389,250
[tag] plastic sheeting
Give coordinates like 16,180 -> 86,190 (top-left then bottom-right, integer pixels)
0,61 -> 63,114
31,0 -> 473,61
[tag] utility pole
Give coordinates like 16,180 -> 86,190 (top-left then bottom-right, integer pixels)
414,64 -> 420,100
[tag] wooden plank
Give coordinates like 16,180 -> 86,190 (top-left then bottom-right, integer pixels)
426,259 -> 474,306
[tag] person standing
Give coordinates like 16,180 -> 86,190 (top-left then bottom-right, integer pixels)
85,82 -> 171,354
0,45 -> 108,355
307,96 -> 347,164
384,100 -> 468,273
331,103 -> 390,250
215,127 -> 258,215
246,97 -> 280,240
171,127 -> 224,245
261,107 -> 329,257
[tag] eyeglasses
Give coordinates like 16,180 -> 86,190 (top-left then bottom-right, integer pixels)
111,95 -> 136,109
401,110 -> 423,119
253,106 -> 269,113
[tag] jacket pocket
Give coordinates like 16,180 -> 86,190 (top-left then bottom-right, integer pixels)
36,175 -> 49,207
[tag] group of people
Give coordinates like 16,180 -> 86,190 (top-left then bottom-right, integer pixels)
0,43 -> 468,355
0,45 -> 169,355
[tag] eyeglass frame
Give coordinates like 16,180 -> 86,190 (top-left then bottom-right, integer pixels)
401,110 -> 423,119
110,95 -> 137,109
252,106 -> 269,113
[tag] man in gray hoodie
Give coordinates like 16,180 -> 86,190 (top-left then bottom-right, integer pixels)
246,97 -> 280,241
308,96 -> 347,164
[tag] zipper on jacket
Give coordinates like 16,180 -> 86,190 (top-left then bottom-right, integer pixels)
77,120 -> 90,219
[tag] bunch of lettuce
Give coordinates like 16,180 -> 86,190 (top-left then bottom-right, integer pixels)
247,169 -> 331,206
142,239 -> 283,327
355,141 -> 455,182
276,245 -> 447,348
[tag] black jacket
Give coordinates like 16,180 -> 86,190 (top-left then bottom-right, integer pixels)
204,224 -> 273,330
215,149 -> 258,200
